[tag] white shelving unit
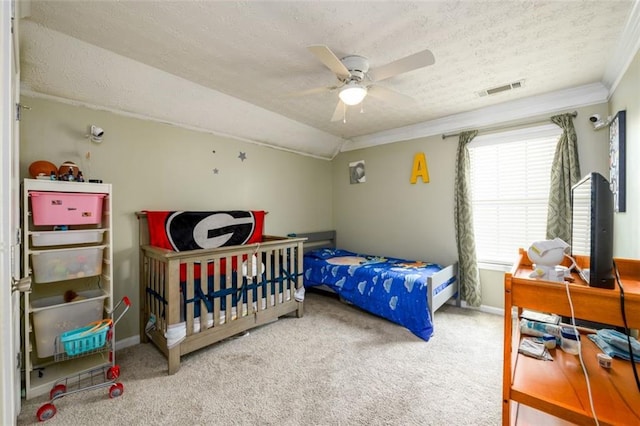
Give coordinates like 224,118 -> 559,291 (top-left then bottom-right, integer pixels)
22,179 -> 113,399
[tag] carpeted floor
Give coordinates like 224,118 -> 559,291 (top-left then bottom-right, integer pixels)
17,291 -> 503,425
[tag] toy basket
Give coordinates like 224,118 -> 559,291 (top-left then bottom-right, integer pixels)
60,319 -> 112,356
37,297 -> 131,422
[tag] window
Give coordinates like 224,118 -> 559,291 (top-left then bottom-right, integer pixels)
469,124 -> 561,266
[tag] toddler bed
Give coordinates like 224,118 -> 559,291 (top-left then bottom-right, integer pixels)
137,211 -> 306,374
293,231 -> 459,341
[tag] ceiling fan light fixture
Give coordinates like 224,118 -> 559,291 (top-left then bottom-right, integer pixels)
339,83 -> 367,106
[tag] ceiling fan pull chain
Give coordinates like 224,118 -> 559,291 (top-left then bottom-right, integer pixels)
343,103 -> 347,124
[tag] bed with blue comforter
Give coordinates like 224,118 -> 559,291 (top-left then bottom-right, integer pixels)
303,246 -> 459,341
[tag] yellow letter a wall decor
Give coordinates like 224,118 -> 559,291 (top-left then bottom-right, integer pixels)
410,152 -> 430,184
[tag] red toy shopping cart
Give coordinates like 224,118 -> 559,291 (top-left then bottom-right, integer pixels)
36,296 -> 131,422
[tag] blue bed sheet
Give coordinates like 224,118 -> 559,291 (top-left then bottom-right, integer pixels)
304,248 -> 451,341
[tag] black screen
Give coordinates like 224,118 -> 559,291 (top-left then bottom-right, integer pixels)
570,172 -> 615,289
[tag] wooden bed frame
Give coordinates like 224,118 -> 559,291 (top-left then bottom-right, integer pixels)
137,212 -> 306,374
291,230 -> 460,317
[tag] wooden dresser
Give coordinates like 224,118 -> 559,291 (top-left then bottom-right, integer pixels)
502,249 -> 640,425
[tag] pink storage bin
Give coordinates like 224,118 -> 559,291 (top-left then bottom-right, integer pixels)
30,191 -> 106,226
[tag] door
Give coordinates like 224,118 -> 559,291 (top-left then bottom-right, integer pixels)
11,0 -> 22,417
1,0 -> 22,422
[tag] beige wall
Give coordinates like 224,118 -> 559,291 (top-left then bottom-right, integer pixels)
609,50 -> 640,259
21,50 -> 639,326
20,96 -> 333,339
333,103 -> 613,309
333,134 -> 458,267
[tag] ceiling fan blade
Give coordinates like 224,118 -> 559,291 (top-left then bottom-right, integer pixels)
330,100 -> 346,122
307,45 -> 351,79
284,86 -> 337,98
368,49 -> 435,82
367,85 -> 416,105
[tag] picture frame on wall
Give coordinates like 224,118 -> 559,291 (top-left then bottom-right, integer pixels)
609,110 -> 626,212
349,160 -> 366,184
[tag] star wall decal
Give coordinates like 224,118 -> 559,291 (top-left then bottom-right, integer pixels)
213,168 -> 219,174
238,152 -> 247,161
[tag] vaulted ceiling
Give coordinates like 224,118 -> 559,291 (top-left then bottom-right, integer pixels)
19,1 -> 639,159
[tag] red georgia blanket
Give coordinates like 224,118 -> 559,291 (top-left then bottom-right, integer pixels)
145,211 -> 266,280
146,210 -> 265,251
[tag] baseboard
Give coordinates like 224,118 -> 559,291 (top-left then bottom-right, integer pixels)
115,335 -> 140,351
477,304 -> 504,316
462,301 -> 504,316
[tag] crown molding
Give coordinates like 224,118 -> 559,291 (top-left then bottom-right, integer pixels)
603,0 -> 640,94
342,83 -> 609,152
19,22 -> 343,161
21,87 -> 336,161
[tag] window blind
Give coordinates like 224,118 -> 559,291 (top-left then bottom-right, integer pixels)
469,125 -> 561,265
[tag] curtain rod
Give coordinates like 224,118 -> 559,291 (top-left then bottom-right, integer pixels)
441,111 -> 578,140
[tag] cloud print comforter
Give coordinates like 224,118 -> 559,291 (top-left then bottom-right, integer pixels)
303,248 -> 451,340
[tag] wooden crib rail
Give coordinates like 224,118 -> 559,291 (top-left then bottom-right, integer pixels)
139,235 -> 306,260
137,215 -> 306,374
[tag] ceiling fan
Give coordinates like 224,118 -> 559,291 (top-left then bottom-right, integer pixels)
295,45 -> 435,122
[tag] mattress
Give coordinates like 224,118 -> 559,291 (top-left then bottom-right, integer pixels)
303,248 -> 454,340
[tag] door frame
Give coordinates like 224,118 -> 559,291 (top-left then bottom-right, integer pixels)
1,0 -> 21,422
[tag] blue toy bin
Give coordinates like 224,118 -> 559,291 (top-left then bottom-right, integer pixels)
60,319 -> 112,356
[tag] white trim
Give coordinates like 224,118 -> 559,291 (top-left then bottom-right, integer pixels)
603,0 -> 640,94
20,21 -> 346,161
18,6 -> 639,160
1,1 -> 16,423
343,83 -> 608,151
115,335 -> 141,351
475,304 -> 504,317
447,299 -> 504,316
20,88 -> 336,162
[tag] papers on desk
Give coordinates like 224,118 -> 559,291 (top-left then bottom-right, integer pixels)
521,310 -> 560,325
518,337 -> 553,361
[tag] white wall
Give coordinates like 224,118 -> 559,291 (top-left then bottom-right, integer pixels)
20,96 -> 334,339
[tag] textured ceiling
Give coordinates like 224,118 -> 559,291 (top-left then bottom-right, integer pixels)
19,0 -> 638,158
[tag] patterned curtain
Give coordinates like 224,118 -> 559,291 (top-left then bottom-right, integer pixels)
454,130 -> 481,307
546,113 -> 581,242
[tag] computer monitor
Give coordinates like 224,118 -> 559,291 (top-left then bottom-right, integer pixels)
570,172 -> 615,289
